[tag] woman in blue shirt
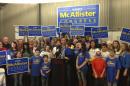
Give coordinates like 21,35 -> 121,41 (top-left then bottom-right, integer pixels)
76,42 -> 90,86
118,43 -> 130,86
106,50 -> 121,86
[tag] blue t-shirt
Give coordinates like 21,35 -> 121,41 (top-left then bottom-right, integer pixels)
119,52 -> 130,68
65,48 -> 74,59
77,51 -> 90,72
30,56 -> 42,76
6,50 -> 11,55
41,62 -> 51,79
74,48 -> 80,58
106,57 -> 121,82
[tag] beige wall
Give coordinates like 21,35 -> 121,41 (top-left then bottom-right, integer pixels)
109,0 -> 130,30
0,0 -> 110,40
41,0 -> 109,26
0,0 -> 129,40
0,4 -> 38,40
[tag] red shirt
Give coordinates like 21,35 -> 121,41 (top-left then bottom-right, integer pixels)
0,48 -> 7,51
92,57 -> 106,77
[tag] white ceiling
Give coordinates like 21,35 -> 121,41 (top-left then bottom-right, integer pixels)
0,0 -> 73,3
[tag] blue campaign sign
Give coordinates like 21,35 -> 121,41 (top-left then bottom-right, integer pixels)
42,26 -> 56,37
0,51 -> 6,66
28,26 -> 41,36
56,27 -> 60,34
58,4 -> 99,26
84,27 -> 93,36
120,28 -> 130,43
7,58 -> 29,75
70,26 -> 85,36
19,26 -> 28,36
59,22 -> 72,33
91,26 -> 108,39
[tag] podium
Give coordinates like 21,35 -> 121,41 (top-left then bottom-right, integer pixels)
49,59 -> 67,86
49,58 -> 78,86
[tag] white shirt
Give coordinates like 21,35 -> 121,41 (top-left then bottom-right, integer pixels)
89,48 -> 98,58
0,68 -> 6,86
40,51 -> 53,60
101,50 -> 110,59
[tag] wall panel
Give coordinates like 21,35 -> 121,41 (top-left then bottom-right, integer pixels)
0,0 -> 110,40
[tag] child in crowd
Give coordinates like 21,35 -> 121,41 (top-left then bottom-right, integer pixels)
106,50 -> 121,86
101,43 -> 110,59
14,51 -> 23,86
40,45 -> 53,60
92,49 -> 106,86
30,49 -> 42,86
89,40 -> 98,60
41,55 -> 51,86
76,42 -> 90,86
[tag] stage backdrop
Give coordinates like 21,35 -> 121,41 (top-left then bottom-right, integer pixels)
58,4 -> 99,26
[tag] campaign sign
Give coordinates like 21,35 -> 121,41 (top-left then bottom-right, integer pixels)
19,26 -> 28,36
120,28 -> 130,43
0,51 -> 6,66
59,23 -> 72,33
28,26 -> 41,36
91,26 -> 108,39
70,26 -> 85,36
84,27 -> 93,36
42,26 -> 56,37
7,58 -> 29,75
58,4 -> 99,26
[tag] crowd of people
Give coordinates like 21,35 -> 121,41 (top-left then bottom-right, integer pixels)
0,35 -> 130,86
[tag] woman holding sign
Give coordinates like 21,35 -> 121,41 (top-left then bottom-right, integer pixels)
14,51 -> 23,86
118,43 -> 130,86
0,41 -> 9,86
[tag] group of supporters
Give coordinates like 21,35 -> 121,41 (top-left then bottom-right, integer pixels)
0,36 -> 130,86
